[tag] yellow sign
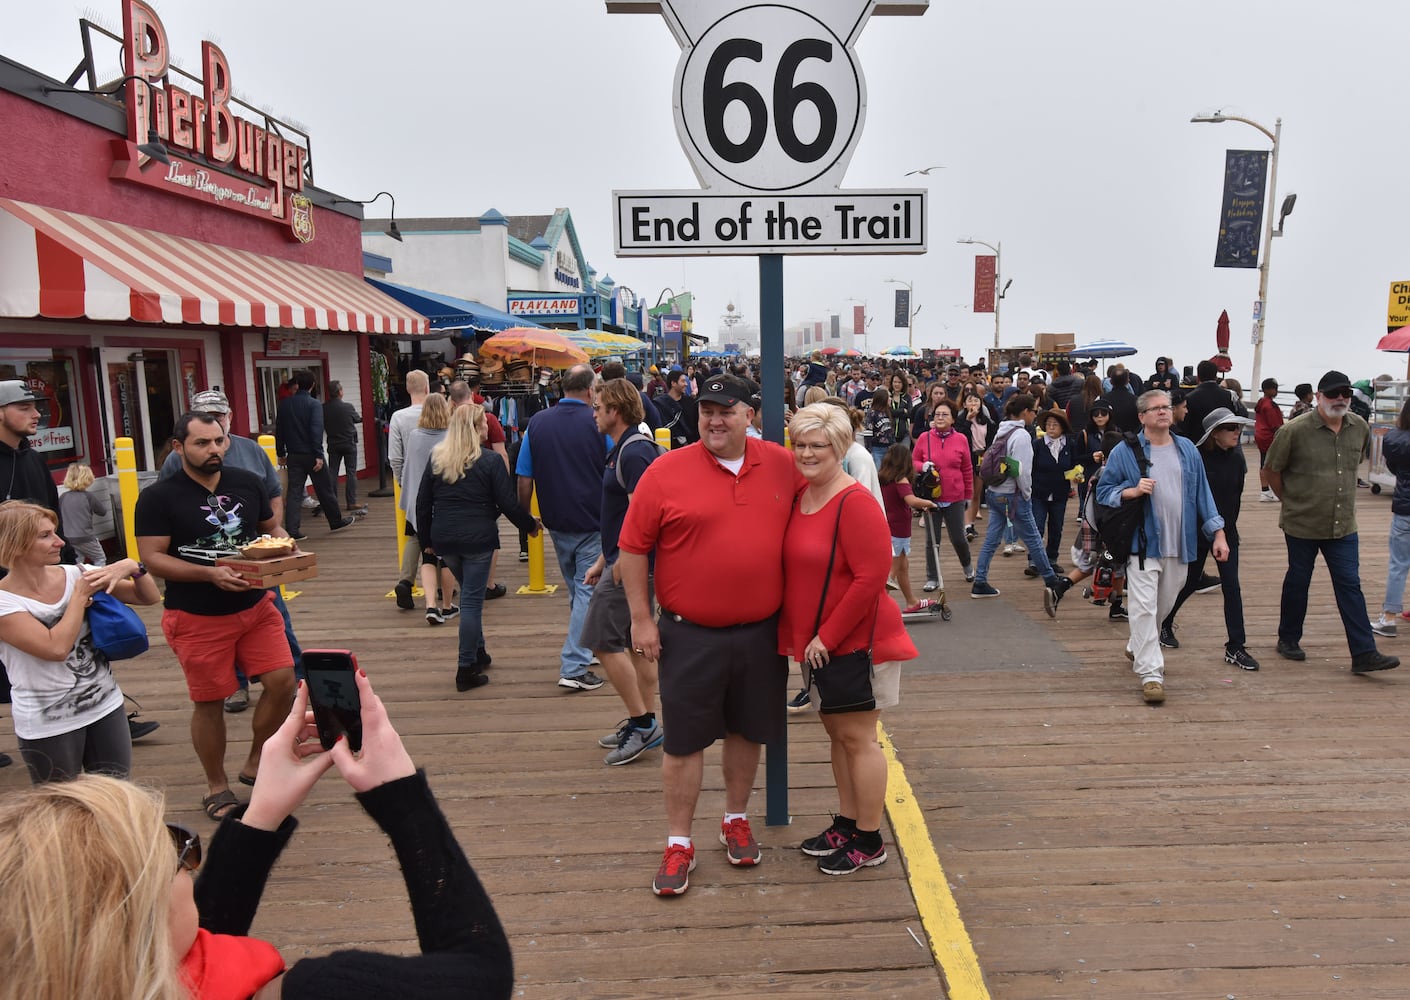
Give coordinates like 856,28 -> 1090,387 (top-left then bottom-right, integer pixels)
1390,280 -> 1410,332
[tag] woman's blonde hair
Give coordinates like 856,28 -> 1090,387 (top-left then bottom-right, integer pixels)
790,402 -> 855,462
63,463 -> 95,491
417,392 -> 451,430
801,385 -> 828,407
0,501 -> 58,570
430,404 -> 486,484
0,775 -> 185,1000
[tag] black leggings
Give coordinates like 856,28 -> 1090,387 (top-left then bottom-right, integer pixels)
923,502 -> 972,581
18,705 -> 131,784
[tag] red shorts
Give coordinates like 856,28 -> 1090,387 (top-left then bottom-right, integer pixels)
161,592 -> 293,702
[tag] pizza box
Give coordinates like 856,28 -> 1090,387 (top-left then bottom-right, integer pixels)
216,550 -> 318,589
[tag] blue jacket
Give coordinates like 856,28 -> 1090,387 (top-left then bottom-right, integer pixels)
1031,433 -> 1075,503
1383,427 -> 1410,517
275,390 -> 324,459
1096,431 -> 1224,562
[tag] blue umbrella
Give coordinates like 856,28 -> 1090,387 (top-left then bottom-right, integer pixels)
1069,338 -> 1137,359
882,345 -> 918,356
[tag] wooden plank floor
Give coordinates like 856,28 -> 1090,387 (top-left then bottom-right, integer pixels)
3,445 -> 1406,998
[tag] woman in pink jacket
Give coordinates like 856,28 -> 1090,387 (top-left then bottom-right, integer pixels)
911,399 -> 974,590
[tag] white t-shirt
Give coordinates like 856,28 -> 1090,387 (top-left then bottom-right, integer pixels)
0,565 -> 123,739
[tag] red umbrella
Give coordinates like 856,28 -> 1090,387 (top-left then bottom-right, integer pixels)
1210,308 -> 1233,372
821,346 -> 841,355
1377,327 -> 1410,352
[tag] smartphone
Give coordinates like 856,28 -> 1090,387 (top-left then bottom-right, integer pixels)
302,649 -> 363,753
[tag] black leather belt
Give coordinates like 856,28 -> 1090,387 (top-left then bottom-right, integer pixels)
659,608 -> 773,630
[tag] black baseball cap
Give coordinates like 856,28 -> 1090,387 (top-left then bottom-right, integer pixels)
696,375 -> 754,407
1317,370 -> 1352,393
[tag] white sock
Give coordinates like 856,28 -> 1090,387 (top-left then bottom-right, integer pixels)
723,812 -> 746,824
668,836 -> 692,849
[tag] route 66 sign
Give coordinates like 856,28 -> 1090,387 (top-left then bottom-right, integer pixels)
613,0 -> 927,256
667,0 -> 870,192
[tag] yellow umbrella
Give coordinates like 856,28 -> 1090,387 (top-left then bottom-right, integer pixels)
479,327 -> 589,369
566,330 -> 651,357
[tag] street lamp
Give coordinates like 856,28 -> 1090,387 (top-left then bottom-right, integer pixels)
884,279 -> 921,351
957,237 -> 1010,351
1190,111 -> 1293,394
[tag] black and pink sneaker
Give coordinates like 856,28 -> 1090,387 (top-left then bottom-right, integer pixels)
800,818 -> 855,857
818,837 -> 888,875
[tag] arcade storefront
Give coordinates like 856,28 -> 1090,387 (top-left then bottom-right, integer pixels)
0,1 -> 426,478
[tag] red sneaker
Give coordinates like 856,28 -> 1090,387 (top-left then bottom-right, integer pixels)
720,817 -> 761,866
652,844 -> 696,896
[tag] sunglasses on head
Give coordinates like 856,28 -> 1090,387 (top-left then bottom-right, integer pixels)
167,822 -> 202,874
1322,387 -> 1353,399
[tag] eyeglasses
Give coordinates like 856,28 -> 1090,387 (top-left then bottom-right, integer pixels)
793,441 -> 833,453
167,822 -> 202,874
1141,405 -> 1173,413
1216,424 -> 1242,433
1321,387 -> 1354,399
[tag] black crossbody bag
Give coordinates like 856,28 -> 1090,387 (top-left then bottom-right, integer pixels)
803,491 -> 879,714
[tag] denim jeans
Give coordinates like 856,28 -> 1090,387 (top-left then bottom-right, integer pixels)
1279,533 -> 1375,657
441,551 -> 494,670
1383,514 -> 1410,614
1165,542 -> 1245,649
974,490 -> 1057,586
550,529 -> 602,678
871,445 -> 890,469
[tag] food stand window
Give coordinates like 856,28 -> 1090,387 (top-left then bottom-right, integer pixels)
0,349 -> 87,471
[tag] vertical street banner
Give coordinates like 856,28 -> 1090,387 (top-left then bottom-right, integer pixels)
1214,149 -> 1269,268
853,304 -> 865,335
814,321 -> 824,343
973,255 -> 996,313
830,314 -> 841,339
894,289 -> 910,327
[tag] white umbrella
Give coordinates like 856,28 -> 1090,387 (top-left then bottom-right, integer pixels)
1069,338 -> 1137,359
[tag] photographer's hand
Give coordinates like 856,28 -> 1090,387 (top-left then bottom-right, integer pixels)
330,670 -> 416,793
242,682 -> 336,831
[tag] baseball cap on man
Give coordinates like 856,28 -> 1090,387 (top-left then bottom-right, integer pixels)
190,389 -> 231,414
0,381 -> 39,407
1317,370 -> 1352,394
696,374 -> 755,407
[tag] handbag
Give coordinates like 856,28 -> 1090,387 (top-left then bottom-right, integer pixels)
803,491 -> 879,715
88,591 -> 149,660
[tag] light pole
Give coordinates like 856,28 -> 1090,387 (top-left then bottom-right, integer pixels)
1190,112 -> 1294,394
957,237 -> 1009,351
884,279 -> 921,351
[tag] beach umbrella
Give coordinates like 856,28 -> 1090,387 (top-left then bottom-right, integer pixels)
1377,327 -> 1410,352
821,346 -> 841,355
1069,338 -> 1137,359
882,345 -> 918,356
479,327 -> 589,369
1209,309 -> 1233,372
843,348 -> 862,357
564,329 -> 651,357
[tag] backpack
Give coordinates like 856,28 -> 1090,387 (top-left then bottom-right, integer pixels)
1092,431 -> 1150,566
978,427 -> 1017,487
613,431 -> 665,491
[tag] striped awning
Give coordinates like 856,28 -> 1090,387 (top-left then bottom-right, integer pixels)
0,197 -> 427,335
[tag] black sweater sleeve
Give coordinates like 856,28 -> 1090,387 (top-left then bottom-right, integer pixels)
280,770 -> 514,1000
486,457 -> 538,536
194,808 -> 298,935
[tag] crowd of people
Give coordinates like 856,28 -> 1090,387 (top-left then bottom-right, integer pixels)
0,339 -> 1406,991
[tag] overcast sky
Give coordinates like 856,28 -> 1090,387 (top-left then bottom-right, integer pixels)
11,1 -> 1407,388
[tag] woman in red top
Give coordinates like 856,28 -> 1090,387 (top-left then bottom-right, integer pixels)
910,399 -> 975,590
779,403 -> 918,876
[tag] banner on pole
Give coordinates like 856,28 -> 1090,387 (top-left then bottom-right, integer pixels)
1214,149 -> 1268,268
830,314 -> 840,339
853,304 -> 865,335
894,289 -> 909,327
973,255 -> 996,313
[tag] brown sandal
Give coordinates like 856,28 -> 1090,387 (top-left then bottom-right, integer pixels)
202,789 -> 241,821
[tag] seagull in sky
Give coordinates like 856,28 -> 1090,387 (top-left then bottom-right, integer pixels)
904,165 -> 946,176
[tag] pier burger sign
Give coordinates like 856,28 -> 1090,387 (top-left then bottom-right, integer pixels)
613,0 -> 926,256
110,0 -> 315,242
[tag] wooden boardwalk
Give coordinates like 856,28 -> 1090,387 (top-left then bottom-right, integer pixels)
2,446 -> 1407,998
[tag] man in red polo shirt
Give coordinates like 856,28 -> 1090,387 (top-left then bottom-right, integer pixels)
618,374 -> 802,896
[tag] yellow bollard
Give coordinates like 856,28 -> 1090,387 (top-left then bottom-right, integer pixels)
517,486 -> 557,595
114,437 -> 140,561
654,426 -> 672,451
256,435 -> 300,600
784,426 -> 791,450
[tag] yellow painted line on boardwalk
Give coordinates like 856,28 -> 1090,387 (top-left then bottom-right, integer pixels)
879,723 -> 991,1000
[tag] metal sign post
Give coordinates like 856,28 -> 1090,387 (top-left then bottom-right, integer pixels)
611,0 -> 929,826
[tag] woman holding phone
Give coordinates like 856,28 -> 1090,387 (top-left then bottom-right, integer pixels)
0,672 -> 515,1000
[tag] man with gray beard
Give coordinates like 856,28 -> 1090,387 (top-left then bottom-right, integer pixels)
1265,370 -> 1399,674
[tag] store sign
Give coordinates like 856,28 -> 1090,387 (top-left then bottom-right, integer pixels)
1389,281 -> 1410,334
613,0 -> 925,256
508,296 -> 582,319
111,0 -> 313,241
30,426 -> 75,452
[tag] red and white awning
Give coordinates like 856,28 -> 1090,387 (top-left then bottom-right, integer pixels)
0,197 -> 427,335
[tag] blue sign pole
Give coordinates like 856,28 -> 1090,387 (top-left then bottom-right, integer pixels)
760,252 -> 788,827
